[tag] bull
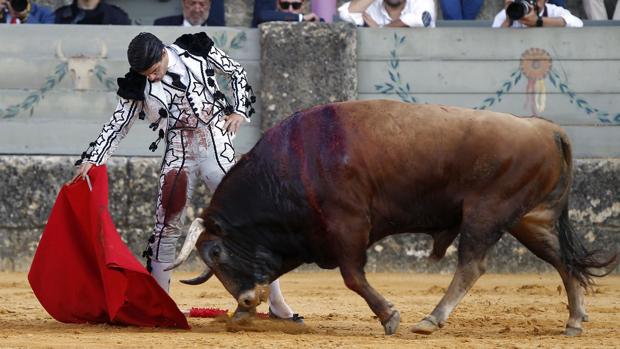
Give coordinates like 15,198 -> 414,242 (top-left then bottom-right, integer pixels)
169,100 -> 616,336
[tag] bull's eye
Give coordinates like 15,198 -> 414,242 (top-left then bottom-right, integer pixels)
210,245 -> 221,260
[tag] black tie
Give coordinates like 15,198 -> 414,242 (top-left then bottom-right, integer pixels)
166,71 -> 186,90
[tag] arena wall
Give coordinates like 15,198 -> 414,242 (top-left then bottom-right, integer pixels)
0,25 -> 618,272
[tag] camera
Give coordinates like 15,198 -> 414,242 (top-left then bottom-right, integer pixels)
506,0 -> 537,20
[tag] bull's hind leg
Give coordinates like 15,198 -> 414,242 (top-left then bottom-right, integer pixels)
509,207 -> 587,336
412,222 -> 503,334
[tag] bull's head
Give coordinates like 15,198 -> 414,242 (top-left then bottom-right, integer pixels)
167,217 -> 281,317
56,41 -> 108,90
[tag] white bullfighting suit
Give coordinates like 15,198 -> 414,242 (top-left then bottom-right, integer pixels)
77,33 -> 294,318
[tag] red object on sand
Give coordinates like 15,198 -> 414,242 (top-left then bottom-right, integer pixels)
188,307 -> 229,318
188,307 -> 270,320
28,165 -> 189,329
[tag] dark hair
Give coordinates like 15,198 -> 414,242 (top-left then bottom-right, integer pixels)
10,0 -> 29,12
127,32 -> 164,73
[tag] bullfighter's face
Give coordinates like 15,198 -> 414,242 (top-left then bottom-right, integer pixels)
197,233 -> 276,314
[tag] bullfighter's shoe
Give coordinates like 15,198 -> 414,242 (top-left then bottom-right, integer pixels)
269,307 -> 304,324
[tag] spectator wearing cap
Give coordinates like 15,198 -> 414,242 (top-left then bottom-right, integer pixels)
0,0 -> 54,23
55,0 -> 131,25
339,0 -> 436,28
253,0 -> 321,27
154,0 -> 225,27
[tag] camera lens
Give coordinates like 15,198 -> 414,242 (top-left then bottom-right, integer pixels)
506,0 -> 529,20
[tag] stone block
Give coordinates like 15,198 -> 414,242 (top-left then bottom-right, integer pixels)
259,22 -> 358,131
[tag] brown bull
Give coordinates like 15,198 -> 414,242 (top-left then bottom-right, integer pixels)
170,100 -> 616,336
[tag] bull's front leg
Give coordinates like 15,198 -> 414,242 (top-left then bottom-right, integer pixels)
339,263 -> 400,335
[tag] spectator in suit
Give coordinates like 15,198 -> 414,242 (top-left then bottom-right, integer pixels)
583,0 -> 619,19
0,0 -> 54,23
55,0 -> 131,24
339,0 -> 436,27
253,0 -> 320,27
154,0 -> 225,26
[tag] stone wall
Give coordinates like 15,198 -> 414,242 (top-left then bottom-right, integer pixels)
1,156 -> 618,273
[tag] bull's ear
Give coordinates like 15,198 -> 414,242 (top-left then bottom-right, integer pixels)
204,216 -> 226,237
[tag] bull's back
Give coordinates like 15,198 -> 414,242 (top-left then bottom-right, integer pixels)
256,100 -> 567,230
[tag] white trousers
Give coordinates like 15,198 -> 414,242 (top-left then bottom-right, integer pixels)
145,119 -> 235,291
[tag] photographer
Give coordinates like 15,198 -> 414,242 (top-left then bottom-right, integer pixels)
492,0 -> 583,28
0,0 -> 54,24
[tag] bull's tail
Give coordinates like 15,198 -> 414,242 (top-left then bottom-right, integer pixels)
557,206 -> 618,287
555,133 -> 618,287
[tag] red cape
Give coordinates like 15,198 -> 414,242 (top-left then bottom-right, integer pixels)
28,165 -> 189,329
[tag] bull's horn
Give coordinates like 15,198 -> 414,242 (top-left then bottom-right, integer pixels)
180,268 -> 213,285
164,218 -> 205,271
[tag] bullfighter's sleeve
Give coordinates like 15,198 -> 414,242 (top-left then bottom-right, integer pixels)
206,45 -> 255,121
76,98 -> 140,166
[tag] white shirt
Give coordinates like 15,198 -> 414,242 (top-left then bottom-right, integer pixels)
183,18 -> 208,27
161,47 -> 211,128
338,0 -> 436,28
492,3 -> 583,28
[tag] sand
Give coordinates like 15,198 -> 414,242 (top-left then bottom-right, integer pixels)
1,271 -> 619,348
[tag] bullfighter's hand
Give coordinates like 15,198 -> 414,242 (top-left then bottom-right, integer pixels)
70,162 -> 93,184
224,113 -> 244,135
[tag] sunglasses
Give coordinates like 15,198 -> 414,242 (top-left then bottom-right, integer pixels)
279,1 -> 303,10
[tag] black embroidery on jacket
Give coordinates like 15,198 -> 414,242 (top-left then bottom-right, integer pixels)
173,32 -> 214,58
117,70 -> 146,101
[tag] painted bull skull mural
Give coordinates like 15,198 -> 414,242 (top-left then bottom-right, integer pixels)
56,41 -> 108,90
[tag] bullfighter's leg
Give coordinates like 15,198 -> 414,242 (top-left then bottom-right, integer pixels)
509,207 -> 587,336
146,130 -> 198,293
412,223 -> 503,334
199,121 -> 296,319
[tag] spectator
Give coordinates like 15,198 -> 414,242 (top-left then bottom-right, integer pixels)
583,0 -> 619,19
253,0 -> 320,27
0,0 -> 54,23
338,0 -> 436,28
439,0 -> 483,20
154,0 -> 225,27
55,0 -> 131,25
547,0 -> 566,7
492,0 -> 583,27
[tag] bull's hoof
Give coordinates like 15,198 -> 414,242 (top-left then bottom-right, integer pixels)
564,326 -> 583,336
411,315 -> 441,335
231,309 -> 254,324
381,310 -> 400,335
582,314 -> 589,322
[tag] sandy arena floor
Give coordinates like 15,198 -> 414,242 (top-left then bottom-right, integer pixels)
0,271 -> 619,348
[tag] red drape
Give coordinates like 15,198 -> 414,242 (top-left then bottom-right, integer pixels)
28,165 -> 189,329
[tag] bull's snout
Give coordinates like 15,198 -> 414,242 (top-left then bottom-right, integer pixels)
237,290 -> 259,308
